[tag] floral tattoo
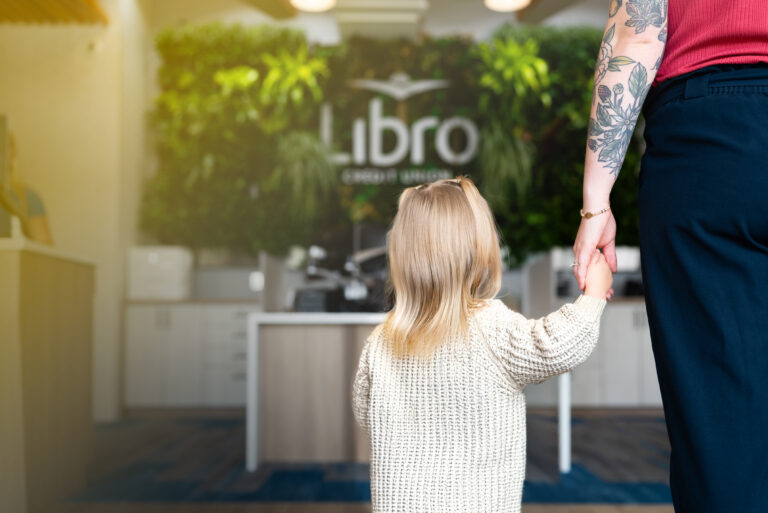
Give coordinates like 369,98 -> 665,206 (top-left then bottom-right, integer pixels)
587,0 -> 667,176
588,63 -> 650,177
625,0 -> 666,34
609,0 -> 622,17
592,24 -> 635,103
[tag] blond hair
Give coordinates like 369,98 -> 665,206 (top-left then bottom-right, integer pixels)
382,175 -> 503,358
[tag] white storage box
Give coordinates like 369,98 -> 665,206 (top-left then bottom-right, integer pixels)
127,246 -> 193,300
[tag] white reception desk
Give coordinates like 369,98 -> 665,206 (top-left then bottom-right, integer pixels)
245,312 -> 573,473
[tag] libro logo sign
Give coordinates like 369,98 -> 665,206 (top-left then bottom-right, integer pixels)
319,73 -> 480,184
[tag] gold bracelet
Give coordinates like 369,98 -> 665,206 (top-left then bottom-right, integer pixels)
580,206 -> 610,219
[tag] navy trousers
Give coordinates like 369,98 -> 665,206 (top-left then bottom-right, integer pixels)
639,64 -> 768,512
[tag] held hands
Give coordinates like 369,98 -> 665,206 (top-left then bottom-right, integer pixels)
583,249 -> 614,300
573,209 -> 618,299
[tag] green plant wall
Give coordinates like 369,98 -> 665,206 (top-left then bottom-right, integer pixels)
141,22 -> 643,265
484,25 -> 643,264
141,23 -> 339,257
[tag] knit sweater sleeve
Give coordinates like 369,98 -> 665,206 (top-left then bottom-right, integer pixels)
486,294 -> 606,388
351,335 -> 373,435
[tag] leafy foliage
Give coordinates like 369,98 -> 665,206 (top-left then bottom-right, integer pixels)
474,38 -> 549,207
258,47 -> 329,132
141,23 -> 644,265
266,131 -> 339,219
475,38 -> 550,103
141,23 -> 336,257
485,25 -> 643,265
478,121 -> 534,208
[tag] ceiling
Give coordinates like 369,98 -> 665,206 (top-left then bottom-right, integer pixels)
517,0 -> 581,23
334,0 -> 430,39
0,0 -> 578,27
0,0 -> 108,24
242,0 -> 296,20
235,1 -> 584,39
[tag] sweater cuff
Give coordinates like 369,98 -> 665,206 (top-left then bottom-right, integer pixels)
573,294 -> 607,324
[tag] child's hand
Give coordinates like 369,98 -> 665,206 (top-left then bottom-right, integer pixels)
584,249 -> 614,300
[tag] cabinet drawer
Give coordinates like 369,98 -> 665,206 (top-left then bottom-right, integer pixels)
202,345 -> 248,365
202,329 -> 248,348
202,365 -> 247,406
204,307 -> 253,335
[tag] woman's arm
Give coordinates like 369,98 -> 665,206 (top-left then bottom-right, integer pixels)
573,0 -> 668,291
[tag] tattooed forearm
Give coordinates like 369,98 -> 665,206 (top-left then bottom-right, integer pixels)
609,0 -> 622,17
585,0 -> 667,178
625,0 -> 666,34
593,24 -> 635,103
588,63 -> 650,177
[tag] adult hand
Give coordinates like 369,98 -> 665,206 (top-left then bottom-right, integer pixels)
573,211 -> 618,297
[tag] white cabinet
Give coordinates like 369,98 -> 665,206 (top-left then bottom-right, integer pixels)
165,305 -> 204,406
597,303 -> 659,406
124,302 -> 259,407
600,304 -> 642,405
200,305 -> 251,406
522,248 -> 662,407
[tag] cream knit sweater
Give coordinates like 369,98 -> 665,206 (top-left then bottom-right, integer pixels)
352,294 -> 606,513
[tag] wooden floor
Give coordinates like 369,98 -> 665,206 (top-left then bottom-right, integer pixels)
60,504 -> 674,512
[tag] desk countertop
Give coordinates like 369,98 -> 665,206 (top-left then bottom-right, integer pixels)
249,311 -> 386,324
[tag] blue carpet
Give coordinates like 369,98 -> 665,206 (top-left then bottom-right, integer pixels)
523,464 -> 671,503
72,414 -> 672,503
73,461 -> 671,503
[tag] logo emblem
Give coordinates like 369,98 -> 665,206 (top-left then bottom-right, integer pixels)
319,73 -> 479,184
348,72 -> 450,101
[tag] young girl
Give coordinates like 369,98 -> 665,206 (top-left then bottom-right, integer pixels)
352,175 -> 612,512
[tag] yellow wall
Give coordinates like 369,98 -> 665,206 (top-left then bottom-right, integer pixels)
0,0 -> 149,421
0,0 -> 330,422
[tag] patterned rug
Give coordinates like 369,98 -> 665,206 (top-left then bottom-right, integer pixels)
73,412 -> 672,503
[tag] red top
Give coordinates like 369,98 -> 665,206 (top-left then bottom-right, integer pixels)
655,1 -> 768,84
